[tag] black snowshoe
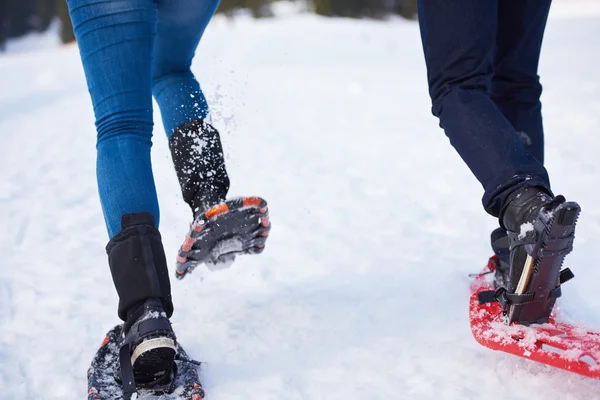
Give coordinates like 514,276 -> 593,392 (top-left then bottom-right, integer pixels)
87,324 -> 205,400
175,196 -> 271,279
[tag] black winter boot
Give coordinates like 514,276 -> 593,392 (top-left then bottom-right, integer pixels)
169,119 -> 230,217
106,212 -> 177,397
495,187 -> 580,325
168,120 -> 271,279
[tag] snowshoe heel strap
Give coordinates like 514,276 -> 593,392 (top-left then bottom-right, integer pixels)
136,317 -> 173,338
478,267 -> 574,311
478,288 -> 535,309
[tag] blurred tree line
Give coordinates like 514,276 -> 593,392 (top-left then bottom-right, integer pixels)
0,0 -> 75,49
312,0 -> 417,19
0,0 -> 416,50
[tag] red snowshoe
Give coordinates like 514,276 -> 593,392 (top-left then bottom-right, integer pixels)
469,256 -> 600,380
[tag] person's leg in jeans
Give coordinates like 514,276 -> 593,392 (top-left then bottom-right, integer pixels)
67,0 -> 176,391
152,0 -> 230,217
152,0 -> 219,137
417,0 -> 580,325
491,0 -> 552,165
151,0 -> 270,277
68,0 -> 160,237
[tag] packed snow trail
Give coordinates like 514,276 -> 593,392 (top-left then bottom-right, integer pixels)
1,4 -> 600,400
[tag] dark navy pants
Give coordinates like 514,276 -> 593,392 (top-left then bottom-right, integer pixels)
417,0 -> 553,218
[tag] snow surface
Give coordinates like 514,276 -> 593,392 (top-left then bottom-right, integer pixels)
2,2 -> 600,399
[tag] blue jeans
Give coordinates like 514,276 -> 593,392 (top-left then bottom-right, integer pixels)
67,0 -> 220,238
417,0 -> 553,218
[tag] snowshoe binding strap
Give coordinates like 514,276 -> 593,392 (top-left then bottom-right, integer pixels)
478,287 -> 535,308
478,267 -> 574,306
118,339 -> 136,399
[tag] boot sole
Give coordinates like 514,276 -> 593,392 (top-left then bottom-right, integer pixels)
132,338 -> 177,384
508,200 -> 580,324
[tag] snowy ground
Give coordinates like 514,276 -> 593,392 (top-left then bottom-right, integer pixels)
1,2 -> 600,399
